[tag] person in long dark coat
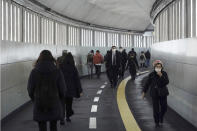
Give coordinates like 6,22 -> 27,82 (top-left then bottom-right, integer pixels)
119,47 -> 128,79
105,46 -> 121,88
104,50 -> 111,82
142,60 -> 169,128
145,50 -> 151,67
59,52 -> 83,123
126,53 -> 137,80
27,50 -> 67,131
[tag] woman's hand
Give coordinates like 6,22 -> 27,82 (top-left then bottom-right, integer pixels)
157,71 -> 162,77
80,93 -> 83,97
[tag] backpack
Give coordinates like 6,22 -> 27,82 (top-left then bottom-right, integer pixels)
87,53 -> 93,63
140,54 -> 144,60
34,71 -> 59,112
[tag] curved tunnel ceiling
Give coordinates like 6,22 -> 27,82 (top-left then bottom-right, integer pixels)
34,0 -> 155,31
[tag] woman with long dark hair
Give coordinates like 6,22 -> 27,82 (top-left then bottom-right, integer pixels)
59,52 -> 82,124
27,50 -> 67,131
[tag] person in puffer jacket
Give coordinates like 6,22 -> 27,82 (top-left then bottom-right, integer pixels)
93,50 -> 104,78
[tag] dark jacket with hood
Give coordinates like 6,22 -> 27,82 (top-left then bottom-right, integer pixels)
143,70 -> 169,98
60,63 -> 82,98
27,61 -> 67,122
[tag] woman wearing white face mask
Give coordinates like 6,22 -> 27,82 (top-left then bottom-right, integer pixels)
142,60 -> 169,128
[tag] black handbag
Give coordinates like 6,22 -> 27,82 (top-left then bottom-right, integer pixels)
157,86 -> 169,97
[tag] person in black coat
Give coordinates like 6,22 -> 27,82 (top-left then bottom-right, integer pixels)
27,50 -> 67,131
59,52 -> 83,123
128,48 -> 139,69
105,46 -> 121,88
142,60 -> 169,128
126,53 -> 137,80
119,47 -> 128,79
145,50 -> 151,67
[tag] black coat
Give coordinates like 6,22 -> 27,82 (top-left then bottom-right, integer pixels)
120,51 -> 128,67
128,51 -> 139,68
127,58 -> 137,76
60,64 -> 82,98
105,50 -> 121,69
27,61 -> 67,122
145,51 -> 151,59
143,71 -> 169,98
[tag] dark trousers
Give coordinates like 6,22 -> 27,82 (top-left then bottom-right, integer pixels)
95,65 -> 101,78
65,97 -> 74,118
152,96 -> 167,124
108,66 -> 118,87
119,65 -> 126,78
129,68 -> 136,80
87,64 -> 94,79
38,121 -> 57,131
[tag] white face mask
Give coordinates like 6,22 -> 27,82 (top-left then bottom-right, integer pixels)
112,49 -> 116,52
119,49 -> 123,52
155,68 -> 161,72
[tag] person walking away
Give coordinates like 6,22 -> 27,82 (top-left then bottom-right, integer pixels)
57,50 -> 68,67
59,52 -> 83,123
142,60 -> 169,128
104,50 -> 111,82
87,50 -> 94,79
93,50 -> 104,78
105,46 -> 121,88
126,53 -> 137,80
145,50 -> 151,68
139,51 -> 146,68
27,50 -> 67,131
119,47 -> 128,79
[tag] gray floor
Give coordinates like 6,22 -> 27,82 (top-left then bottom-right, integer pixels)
2,71 -> 197,131
1,73 -> 125,131
126,73 -> 197,131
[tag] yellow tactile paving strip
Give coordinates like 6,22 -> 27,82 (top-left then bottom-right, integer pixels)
117,76 -> 141,131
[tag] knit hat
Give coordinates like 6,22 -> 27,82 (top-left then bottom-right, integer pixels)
153,60 -> 163,67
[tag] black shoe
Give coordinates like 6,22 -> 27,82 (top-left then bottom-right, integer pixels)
60,120 -> 65,125
66,118 -> 71,122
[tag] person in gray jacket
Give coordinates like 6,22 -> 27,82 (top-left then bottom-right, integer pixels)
27,50 -> 67,131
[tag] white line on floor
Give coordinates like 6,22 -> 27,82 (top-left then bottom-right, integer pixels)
104,82 -> 108,85
97,90 -> 102,94
91,105 -> 98,112
89,117 -> 97,129
100,85 -> 106,89
137,70 -> 150,76
94,97 -> 100,102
